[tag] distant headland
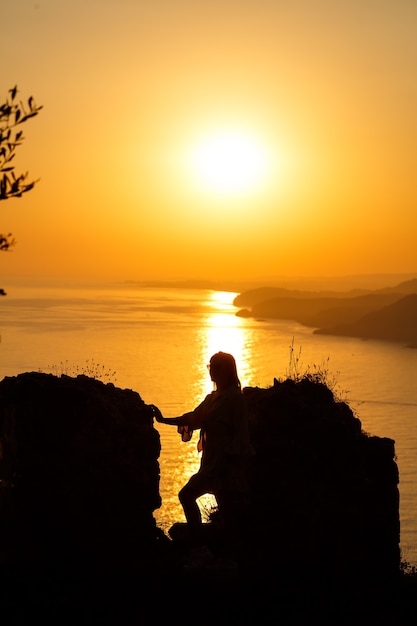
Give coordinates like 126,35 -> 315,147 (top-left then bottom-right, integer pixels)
122,274 -> 417,346
233,277 -> 417,347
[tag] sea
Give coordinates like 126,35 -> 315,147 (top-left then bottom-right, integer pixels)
0,282 -> 416,566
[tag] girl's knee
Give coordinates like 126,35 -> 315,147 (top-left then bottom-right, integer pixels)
179,474 -> 208,505
178,485 -> 191,505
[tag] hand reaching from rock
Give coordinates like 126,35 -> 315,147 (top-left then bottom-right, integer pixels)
150,404 -> 164,423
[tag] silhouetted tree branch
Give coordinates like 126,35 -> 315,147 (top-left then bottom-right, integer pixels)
0,85 -> 42,200
1,86 -> 42,295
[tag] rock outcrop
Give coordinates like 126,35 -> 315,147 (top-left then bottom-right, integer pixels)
0,372 -> 162,572
0,371 -> 400,591
242,378 -> 400,586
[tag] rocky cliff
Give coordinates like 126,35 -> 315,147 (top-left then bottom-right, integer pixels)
242,378 -> 400,585
0,372 -> 162,573
0,372 -> 401,595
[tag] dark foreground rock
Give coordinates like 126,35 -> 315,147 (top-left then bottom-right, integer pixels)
242,378 -> 400,583
0,371 -> 413,625
0,372 -> 163,573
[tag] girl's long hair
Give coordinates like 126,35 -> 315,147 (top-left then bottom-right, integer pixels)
209,351 -> 241,389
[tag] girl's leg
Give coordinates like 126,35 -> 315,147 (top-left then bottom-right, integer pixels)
178,474 -> 210,546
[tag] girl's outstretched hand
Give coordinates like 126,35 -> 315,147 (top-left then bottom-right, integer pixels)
150,404 -> 164,423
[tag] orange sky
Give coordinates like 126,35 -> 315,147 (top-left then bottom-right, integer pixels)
2,0 -> 417,285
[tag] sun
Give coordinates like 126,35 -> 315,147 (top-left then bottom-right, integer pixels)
187,128 -> 272,197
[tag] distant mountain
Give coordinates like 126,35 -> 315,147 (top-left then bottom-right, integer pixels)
233,278 -> 417,345
233,286 -> 369,308
236,292 -> 404,328
233,278 -> 417,309
303,293 -> 407,328
232,272 -> 417,292
314,294 -> 417,344
374,278 -> 417,295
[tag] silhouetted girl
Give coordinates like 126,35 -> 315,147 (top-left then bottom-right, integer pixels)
152,351 -> 253,554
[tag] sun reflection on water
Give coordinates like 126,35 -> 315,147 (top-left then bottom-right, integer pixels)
192,291 -> 254,400
179,291 -> 257,516
156,290 -> 260,530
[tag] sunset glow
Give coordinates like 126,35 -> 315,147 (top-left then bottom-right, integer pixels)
199,291 -> 251,395
1,0 -> 416,284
